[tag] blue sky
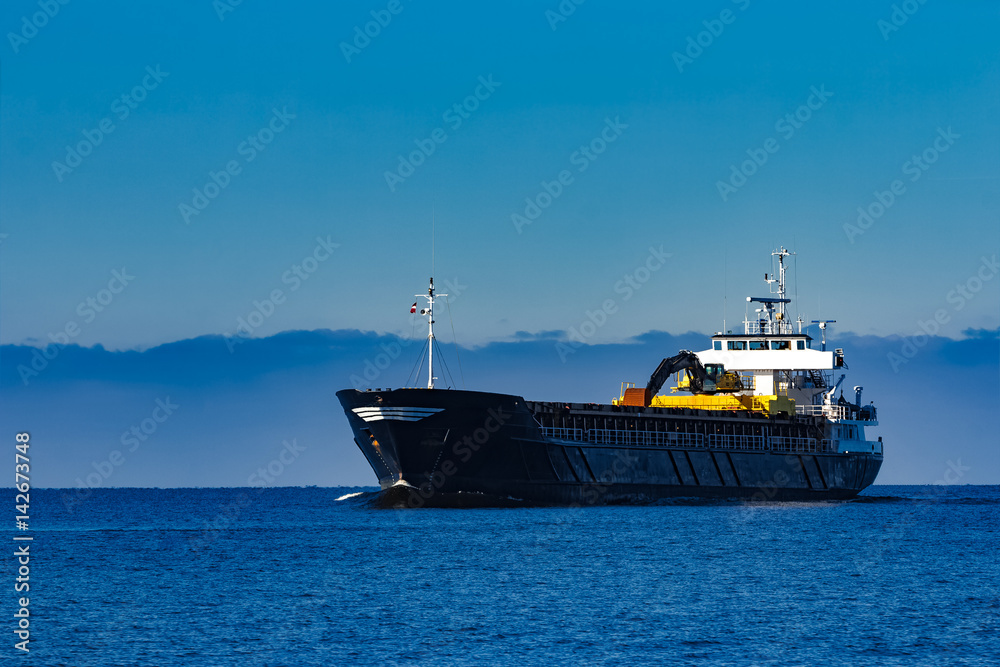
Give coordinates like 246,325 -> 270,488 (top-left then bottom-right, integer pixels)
2,1 -> 997,349
1,2 -> 998,486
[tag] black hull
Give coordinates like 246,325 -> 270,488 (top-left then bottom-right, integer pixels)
337,388 -> 882,507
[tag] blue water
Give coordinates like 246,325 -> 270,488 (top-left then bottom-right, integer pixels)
11,486 -> 1000,665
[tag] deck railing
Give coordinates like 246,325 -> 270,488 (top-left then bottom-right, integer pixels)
707,434 -> 766,451
795,404 -> 848,420
539,427 -> 840,454
770,436 -> 822,453
795,404 -> 878,422
588,429 -> 704,448
538,427 -> 584,441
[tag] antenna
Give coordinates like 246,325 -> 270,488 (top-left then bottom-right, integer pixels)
723,241 -> 727,333
416,212 -> 447,389
793,239 -> 800,332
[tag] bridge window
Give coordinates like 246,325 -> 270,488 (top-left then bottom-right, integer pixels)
714,341 -> 722,350
749,341 -> 767,350
727,341 -> 746,350
797,340 -> 805,350
771,340 -> 790,350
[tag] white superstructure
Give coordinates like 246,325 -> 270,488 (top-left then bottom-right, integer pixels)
694,247 -> 881,455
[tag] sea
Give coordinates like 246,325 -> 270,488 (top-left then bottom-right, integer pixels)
11,485 -> 999,666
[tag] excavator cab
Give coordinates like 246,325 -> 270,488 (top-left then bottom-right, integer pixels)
705,364 -> 743,392
703,364 -> 723,392
683,363 -> 742,394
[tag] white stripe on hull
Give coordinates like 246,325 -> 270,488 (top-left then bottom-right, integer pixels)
352,407 -> 444,422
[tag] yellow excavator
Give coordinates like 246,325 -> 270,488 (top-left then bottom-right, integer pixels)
618,350 -> 742,407
616,350 -> 794,415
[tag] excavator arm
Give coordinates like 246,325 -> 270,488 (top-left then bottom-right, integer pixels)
646,350 -> 708,396
621,350 -> 709,407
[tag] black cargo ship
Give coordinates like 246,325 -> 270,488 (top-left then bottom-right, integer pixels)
337,248 -> 882,506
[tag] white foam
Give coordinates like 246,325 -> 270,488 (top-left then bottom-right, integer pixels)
335,492 -> 364,501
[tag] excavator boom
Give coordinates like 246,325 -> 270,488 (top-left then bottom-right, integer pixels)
621,350 -> 709,407
646,350 -> 707,396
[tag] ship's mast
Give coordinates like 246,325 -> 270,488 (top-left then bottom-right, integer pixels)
773,246 -> 791,327
427,278 -> 435,389
416,277 -> 447,389
745,246 -> 795,335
